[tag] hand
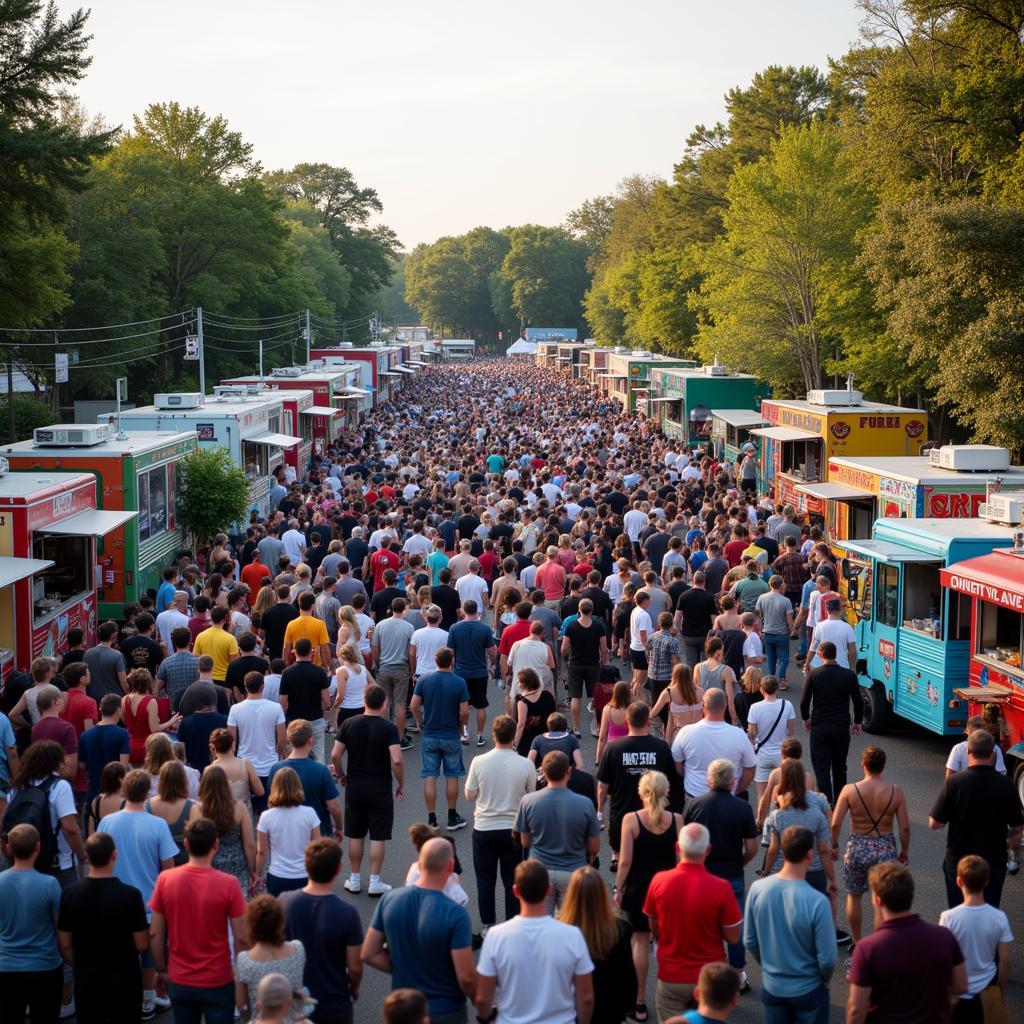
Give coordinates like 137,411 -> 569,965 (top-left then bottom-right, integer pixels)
337,774 -> 347,787
827,882 -> 838,897
333,828 -> 344,841
831,847 -> 839,862
167,713 -> 182,729
803,720 -> 811,732
898,850 -> 909,865
851,724 -> 861,736
395,785 -> 404,801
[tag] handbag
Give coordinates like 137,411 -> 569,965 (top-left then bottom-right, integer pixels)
754,700 -> 788,754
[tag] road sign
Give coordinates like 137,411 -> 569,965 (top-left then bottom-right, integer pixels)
184,335 -> 199,361
55,352 -> 68,383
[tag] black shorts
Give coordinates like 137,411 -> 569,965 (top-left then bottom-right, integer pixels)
567,664 -> 599,699
630,649 -> 649,671
466,676 -> 489,709
344,785 -> 394,841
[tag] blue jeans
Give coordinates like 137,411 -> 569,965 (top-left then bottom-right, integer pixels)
420,735 -> 465,778
764,633 -> 790,680
762,983 -> 830,1024
726,875 -> 746,970
167,981 -> 235,1024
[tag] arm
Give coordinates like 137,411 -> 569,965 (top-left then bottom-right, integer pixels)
595,707 -> 611,763
60,814 -> 87,864
238,805 -> 257,879
475,974 -> 497,1023
848,640 -> 857,671
586,832 -> 601,863
451,946 -> 478,1001
147,699 -> 181,735
246,760 -> 264,798
410,693 -> 423,733
117,669 -> 128,694
282,640 -> 294,665
459,699 -> 469,728
614,816 -> 636,897
346,944 -> 363,1002
230,912 -> 247,954
847,984 -> 871,1024
724,669 -> 739,724
997,940 -> 1012,992
830,787 -> 850,850
331,739 -> 347,785
361,926 -> 392,973
743,836 -> 759,865
326,798 -> 343,836
319,643 -> 334,672
150,911 -> 167,971
574,972 -> 595,1024
255,829 -> 269,878
278,693 -> 289,715
513,699 -> 527,751
390,744 -> 404,800
896,790 -> 910,863
738,764 -> 755,796
949,961 -> 967,997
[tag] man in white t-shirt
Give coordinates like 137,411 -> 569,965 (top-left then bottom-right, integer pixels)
401,521 -> 432,559
455,561 -> 490,614
410,608 -> 449,680
741,612 -> 765,670
227,672 -> 286,813
629,591 -> 653,693
475,859 -> 594,1024
672,688 -> 757,798
945,716 -> 1006,775
623,505 -> 647,544
281,519 -> 306,565
806,599 -> 856,671
155,590 -> 191,654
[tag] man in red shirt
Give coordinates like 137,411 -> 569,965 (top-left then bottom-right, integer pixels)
643,821 -> 743,1023
723,526 -> 749,569
535,546 -> 567,610
150,818 -> 247,1023
31,685 -> 79,781
59,663 -> 96,803
240,548 -> 271,594
498,602 -> 534,684
369,541 -> 401,593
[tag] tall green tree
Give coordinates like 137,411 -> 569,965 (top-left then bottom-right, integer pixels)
694,122 -> 873,392
499,226 -> 589,332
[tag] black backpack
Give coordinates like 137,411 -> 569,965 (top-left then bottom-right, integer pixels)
2,776 -> 60,871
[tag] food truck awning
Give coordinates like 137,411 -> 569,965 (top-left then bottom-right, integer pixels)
379,372 -> 400,377
750,426 -> 820,442
714,409 -> 767,428
393,366 -> 416,374
409,361 -> 428,367
841,538 -> 943,564
648,397 -> 681,403
940,551 -> 1024,612
248,432 -> 303,449
301,406 -> 343,417
796,481 -> 875,502
0,556 -> 55,589
345,387 -> 372,396
39,509 -> 138,537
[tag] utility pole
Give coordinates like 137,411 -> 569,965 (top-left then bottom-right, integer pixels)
305,309 -> 311,363
259,338 -> 264,378
342,322 -> 347,344
6,361 -> 14,442
196,306 -> 206,395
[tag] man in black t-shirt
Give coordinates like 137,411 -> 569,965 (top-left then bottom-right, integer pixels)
581,572 -> 613,626
560,600 -> 608,736
430,568 -> 462,631
279,638 -> 331,760
120,613 -> 162,674
57,832 -> 149,1023
369,569 -> 405,622
260,585 -> 300,660
596,702 -> 682,859
330,684 -> 403,896
674,571 -> 718,667
224,632 -> 270,702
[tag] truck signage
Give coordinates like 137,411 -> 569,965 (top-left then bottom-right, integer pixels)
878,638 -> 896,660
944,573 -> 1024,612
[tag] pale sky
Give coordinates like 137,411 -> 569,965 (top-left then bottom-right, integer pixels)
75,0 -> 864,249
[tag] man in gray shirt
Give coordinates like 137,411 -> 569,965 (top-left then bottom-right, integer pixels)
514,750 -> 600,910
755,575 -> 796,682
774,507 -> 803,548
84,621 -> 128,700
257,528 -> 287,574
371,598 -> 416,749
333,558 -> 368,606
314,577 -> 342,647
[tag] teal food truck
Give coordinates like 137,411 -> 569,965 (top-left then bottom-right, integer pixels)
710,409 -> 769,465
842,515 -> 1022,735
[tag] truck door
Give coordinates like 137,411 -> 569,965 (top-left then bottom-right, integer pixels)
854,559 -> 900,731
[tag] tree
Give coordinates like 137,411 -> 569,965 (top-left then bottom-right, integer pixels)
177,448 -> 250,546
693,122 -> 874,392
370,253 -> 418,323
0,393 -> 58,442
499,226 -> 589,332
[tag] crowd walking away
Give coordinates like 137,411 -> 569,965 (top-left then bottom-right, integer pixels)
0,356 -> 1021,1024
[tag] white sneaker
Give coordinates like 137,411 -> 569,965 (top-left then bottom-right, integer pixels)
60,1000 -> 77,1020
343,877 -> 362,893
153,994 -> 172,1009
368,879 -> 392,896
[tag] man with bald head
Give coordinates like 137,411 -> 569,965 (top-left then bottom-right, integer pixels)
362,836 -> 477,1022
671,688 -> 757,801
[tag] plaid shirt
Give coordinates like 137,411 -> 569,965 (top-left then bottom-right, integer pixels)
646,629 -> 681,681
157,651 -> 200,710
772,551 -> 809,592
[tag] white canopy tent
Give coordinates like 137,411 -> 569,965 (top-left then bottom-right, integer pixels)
505,338 -> 537,356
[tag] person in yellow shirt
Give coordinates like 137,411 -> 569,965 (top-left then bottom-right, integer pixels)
192,605 -> 240,682
283,591 -> 334,670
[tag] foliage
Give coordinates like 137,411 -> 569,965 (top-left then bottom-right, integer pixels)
177,447 -> 250,544
370,253 -> 418,323
694,122 -> 874,392
0,393 -> 58,442
499,226 -> 589,332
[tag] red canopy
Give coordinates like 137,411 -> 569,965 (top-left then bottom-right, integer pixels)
941,549 -> 1024,612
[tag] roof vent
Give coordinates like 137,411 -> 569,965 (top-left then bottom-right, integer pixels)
806,389 -> 863,407
272,367 -> 303,378
928,445 -> 1010,472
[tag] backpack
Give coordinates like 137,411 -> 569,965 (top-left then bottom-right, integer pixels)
2,776 -> 60,871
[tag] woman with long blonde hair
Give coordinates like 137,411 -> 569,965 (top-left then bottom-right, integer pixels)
336,605 -> 365,662
335,643 -> 373,724
199,764 -> 256,892
559,866 -> 636,1024
734,666 -> 764,729
613,771 -> 682,1022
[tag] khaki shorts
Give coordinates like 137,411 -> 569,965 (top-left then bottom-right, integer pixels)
656,979 -> 696,1023
377,665 -> 410,707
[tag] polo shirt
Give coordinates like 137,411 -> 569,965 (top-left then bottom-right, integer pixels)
643,862 -> 742,983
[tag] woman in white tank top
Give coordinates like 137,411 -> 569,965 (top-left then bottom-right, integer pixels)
335,644 -> 374,724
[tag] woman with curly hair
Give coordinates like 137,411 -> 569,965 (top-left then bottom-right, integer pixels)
122,669 -> 179,765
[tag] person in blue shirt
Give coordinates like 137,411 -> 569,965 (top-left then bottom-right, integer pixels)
0,823 -> 64,1022
445,599 -> 496,747
0,708 -> 17,794
77,694 -> 130,801
154,566 -> 179,616
410,648 -> 470,832
680,962 -> 743,1023
362,837 -> 475,1021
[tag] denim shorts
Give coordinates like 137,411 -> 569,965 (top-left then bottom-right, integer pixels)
420,735 -> 465,778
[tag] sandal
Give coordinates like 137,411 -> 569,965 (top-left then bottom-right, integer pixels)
629,1003 -> 649,1022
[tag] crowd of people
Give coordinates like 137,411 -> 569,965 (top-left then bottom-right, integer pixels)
0,357 -> 1020,1024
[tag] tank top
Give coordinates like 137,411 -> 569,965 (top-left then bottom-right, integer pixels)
340,663 -> 368,709
145,798 -> 193,865
624,812 -> 678,897
699,660 -> 727,693
606,713 -> 629,742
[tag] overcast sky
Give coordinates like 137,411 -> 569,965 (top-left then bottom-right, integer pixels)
75,1 -> 864,249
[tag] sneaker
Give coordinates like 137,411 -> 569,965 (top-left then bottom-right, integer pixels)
738,970 -> 751,995
400,736 -> 414,751
140,1006 -> 156,1023
460,731 -> 469,745
60,1000 -> 77,1021
406,721 -> 420,733
368,879 -> 392,896
843,957 -> 854,983
586,699 -> 594,713
153,994 -> 172,1010
1008,851 -> 1020,876
428,813 -> 438,828
476,735 -> 485,747
835,928 -> 852,947
447,811 -> 468,831
343,877 -> 362,894
472,925 -> 489,951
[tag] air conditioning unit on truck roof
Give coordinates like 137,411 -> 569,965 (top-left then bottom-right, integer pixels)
33,423 -> 111,447
155,393 -> 204,410
928,445 -> 1010,472
272,367 -> 303,378
981,493 -> 1024,525
806,389 -> 863,407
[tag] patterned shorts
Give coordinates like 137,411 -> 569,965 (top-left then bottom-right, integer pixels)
843,832 -> 898,895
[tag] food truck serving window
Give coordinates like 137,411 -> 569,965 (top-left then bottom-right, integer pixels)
901,562 -> 943,639
243,440 -> 270,479
31,534 -> 90,623
782,439 -> 823,481
138,465 -> 169,543
978,602 -> 1024,672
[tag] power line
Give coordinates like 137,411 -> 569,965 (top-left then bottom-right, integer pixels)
0,310 -> 192,336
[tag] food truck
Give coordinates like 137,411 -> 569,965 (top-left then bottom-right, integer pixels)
310,344 -> 397,406
939,519 -> 1024,796
0,426 -> 196,620
710,410 -> 769,465
218,372 -> 356,460
596,351 -> 698,412
441,339 -> 475,360
113,392 -> 298,526
578,346 -> 608,385
647,364 -> 769,444
0,464 -> 137,668
841,516 -> 1021,735
809,446 -> 1024,547
753,386 -> 928,518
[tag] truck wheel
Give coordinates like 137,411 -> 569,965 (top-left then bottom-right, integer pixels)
1014,761 -> 1024,811
862,681 -> 893,734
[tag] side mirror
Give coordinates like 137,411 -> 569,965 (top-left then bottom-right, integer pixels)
847,577 -> 859,603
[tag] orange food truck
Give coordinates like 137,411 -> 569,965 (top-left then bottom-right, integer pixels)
753,385 -> 928,519
0,464 -> 136,669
